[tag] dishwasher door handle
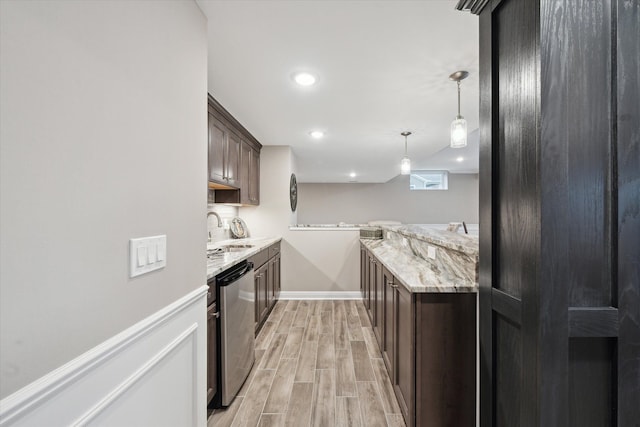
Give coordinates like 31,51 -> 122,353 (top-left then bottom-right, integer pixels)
217,261 -> 254,287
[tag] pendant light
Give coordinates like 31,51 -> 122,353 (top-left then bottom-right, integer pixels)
449,70 -> 469,148
400,131 -> 412,175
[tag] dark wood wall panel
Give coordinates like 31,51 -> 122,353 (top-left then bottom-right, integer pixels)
494,316 -> 521,427
568,338 -> 614,426
475,0 -> 639,424
566,0 -> 614,308
478,6 -> 494,425
495,0 -> 538,300
616,0 -> 640,424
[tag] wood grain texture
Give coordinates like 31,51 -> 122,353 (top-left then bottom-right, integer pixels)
294,340 -> 318,383
209,300 -> 404,427
569,338 -> 614,426
310,369 -> 335,427
335,349 -> 357,397
350,341 -> 375,381
231,369 -> 275,427
258,414 -> 284,427
260,334 -> 287,370
281,327 -> 304,359
616,0 -> 640,425
356,382 -> 387,427
284,382 -> 313,427
315,333 -> 335,370
414,293 -> 476,427
335,397 -> 362,427
478,5 -> 494,427
262,358 -> 297,414
568,307 -> 619,337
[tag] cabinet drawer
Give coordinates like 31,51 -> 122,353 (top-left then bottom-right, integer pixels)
250,248 -> 269,269
268,241 -> 281,259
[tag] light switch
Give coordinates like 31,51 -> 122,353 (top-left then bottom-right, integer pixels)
157,240 -> 166,261
148,243 -> 157,263
137,246 -> 147,267
130,235 -> 167,278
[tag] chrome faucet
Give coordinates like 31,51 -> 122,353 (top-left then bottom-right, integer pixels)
207,211 -> 223,228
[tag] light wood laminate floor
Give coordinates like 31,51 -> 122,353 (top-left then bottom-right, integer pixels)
208,300 -> 406,427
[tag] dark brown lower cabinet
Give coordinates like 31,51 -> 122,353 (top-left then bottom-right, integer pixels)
206,302 -> 218,406
382,266 -> 395,375
254,263 -> 268,329
360,244 -> 367,300
373,259 -> 383,346
273,252 -> 281,300
393,279 -> 414,422
252,241 -> 282,334
363,252 -> 476,426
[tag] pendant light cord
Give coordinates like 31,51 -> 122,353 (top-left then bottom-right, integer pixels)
404,135 -> 408,155
457,81 -> 461,117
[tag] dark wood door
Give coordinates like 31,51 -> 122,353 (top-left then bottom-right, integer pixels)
226,131 -> 240,188
382,266 -> 395,378
239,141 -> 251,204
462,0 -> 640,425
373,258 -> 383,346
367,254 -> 376,324
255,264 -> 268,327
274,253 -> 281,299
363,250 -> 371,310
207,302 -> 218,405
267,257 -> 276,309
248,147 -> 260,204
208,112 -> 226,184
360,245 -> 366,299
394,282 -> 413,423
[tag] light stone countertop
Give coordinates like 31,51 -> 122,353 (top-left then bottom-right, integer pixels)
206,236 -> 282,280
361,238 -> 478,293
381,224 -> 479,257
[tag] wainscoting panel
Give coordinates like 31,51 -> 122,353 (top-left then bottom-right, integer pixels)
0,286 -> 208,427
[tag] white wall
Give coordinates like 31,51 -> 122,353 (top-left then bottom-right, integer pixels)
239,146 -> 360,295
0,0 -> 207,400
297,173 -> 479,224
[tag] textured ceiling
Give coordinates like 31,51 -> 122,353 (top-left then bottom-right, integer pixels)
196,0 -> 479,182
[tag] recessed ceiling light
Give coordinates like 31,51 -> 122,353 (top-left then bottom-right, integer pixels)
293,72 -> 317,86
309,130 -> 324,139
349,172 -> 356,178
456,156 -> 464,162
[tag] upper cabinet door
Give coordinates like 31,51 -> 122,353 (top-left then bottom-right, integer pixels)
239,141 -> 252,205
248,147 -> 260,204
226,131 -> 241,188
208,113 -> 227,184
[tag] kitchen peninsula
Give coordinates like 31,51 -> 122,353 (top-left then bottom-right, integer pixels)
360,225 -> 478,426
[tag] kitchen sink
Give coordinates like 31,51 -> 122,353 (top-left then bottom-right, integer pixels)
207,244 -> 254,259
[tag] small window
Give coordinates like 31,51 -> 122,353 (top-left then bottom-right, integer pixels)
409,170 -> 448,190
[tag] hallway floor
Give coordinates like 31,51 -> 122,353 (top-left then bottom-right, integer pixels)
208,299 -> 406,427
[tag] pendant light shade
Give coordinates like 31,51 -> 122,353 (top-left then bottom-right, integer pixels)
400,131 -> 412,175
449,71 -> 469,148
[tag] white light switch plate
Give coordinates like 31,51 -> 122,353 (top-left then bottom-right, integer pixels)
130,235 -> 167,278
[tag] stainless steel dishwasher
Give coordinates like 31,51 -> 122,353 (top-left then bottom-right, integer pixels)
216,260 -> 255,406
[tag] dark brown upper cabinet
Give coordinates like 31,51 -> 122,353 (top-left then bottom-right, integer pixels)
207,94 -> 261,205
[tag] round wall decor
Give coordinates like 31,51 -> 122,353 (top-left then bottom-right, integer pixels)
290,173 -> 298,212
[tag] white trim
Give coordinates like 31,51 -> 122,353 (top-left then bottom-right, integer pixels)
0,285 -> 208,426
278,291 -> 363,300
71,323 -> 199,426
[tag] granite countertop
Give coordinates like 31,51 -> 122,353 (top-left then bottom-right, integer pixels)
206,236 -> 281,279
361,236 -> 478,294
381,224 -> 479,258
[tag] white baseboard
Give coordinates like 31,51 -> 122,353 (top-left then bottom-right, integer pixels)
279,291 -> 363,300
0,285 -> 208,427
